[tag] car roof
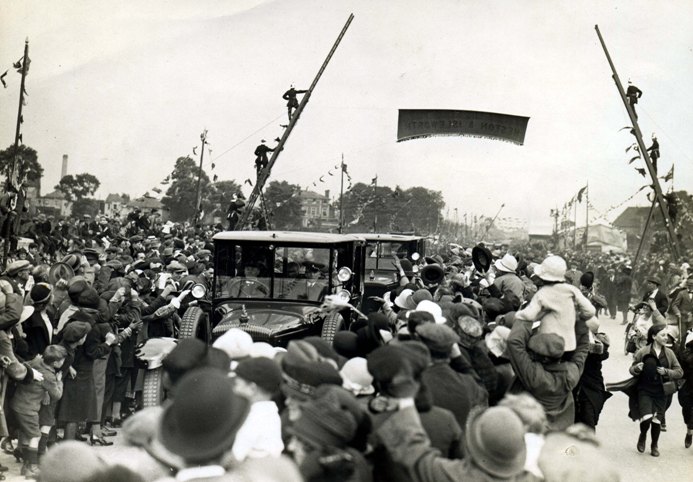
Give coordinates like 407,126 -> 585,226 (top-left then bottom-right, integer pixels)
350,233 -> 424,242
213,231 -> 365,244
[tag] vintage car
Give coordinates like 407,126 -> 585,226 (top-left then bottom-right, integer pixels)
350,233 -> 427,313
138,231 -> 366,406
180,231 -> 367,347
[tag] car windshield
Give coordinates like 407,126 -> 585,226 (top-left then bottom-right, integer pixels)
365,240 -> 416,271
214,243 -> 347,301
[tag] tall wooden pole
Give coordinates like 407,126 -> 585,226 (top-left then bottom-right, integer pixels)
573,199 -> 577,249
238,14 -> 354,229
595,25 -> 679,260
584,182 -> 589,248
193,129 -> 207,226
338,154 -> 344,233
3,39 -> 30,269
632,198 -> 657,274
372,175 -> 378,233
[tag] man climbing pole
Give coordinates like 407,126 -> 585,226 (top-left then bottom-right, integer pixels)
254,139 -> 276,177
626,80 -> 643,119
647,133 -> 660,173
282,84 -> 308,121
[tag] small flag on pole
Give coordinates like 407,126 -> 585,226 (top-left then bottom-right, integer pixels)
577,185 -> 587,203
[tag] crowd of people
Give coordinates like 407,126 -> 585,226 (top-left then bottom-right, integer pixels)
0,211 -> 690,481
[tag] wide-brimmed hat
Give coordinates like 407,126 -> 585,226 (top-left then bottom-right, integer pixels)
394,288 -> 416,310
465,406 -> 526,478
158,367 -> 250,463
472,245 -> 493,273
30,282 -> 53,305
533,255 -> 567,282
494,254 -> 518,273
414,300 -> 446,324
5,260 -> 32,276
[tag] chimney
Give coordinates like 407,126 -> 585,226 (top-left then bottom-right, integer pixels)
61,154 -> 68,179
324,189 -> 330,199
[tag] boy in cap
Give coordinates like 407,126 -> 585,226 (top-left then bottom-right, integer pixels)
231,357 -> 284,460
10,344 -> 67,477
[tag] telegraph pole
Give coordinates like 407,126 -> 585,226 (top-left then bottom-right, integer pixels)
3,38 -> 30,269
193,129 -> 207,226
595,25 -> 679,259
372,175 -> 378,233
338,154 -> 345,233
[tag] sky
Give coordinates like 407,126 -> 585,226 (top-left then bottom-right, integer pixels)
1,0 -> 692,232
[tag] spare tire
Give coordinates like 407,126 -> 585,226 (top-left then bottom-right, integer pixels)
320,312 -> 345,345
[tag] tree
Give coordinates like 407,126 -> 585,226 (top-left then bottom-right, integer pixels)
0,144 -> 43,187
71,198 -> 101,218
401,186 -> 445,234
55,173 -> 100,201
161,156 -> 210,222
341,183 -> 445,234
264,181 -> 303,230
206,180 -> 242,220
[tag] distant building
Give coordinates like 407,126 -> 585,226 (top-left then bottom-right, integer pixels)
298,189 -> 339,230
33,190 -> 71,217
105,194 -> 168,222
612,206 -> 662,253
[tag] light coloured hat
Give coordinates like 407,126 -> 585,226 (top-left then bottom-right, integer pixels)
494,254 -> 518,273
340,357 -> 375,396
533,255 -> 567,282
415,300 -> 446,324
394,288 -> 415,310
212,328 -> 253,360
486,325 -> 511,358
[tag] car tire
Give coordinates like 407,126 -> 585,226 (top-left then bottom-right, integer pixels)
142,367 -> 165,408
179,306 -> 209,341
321,312 -> 345,345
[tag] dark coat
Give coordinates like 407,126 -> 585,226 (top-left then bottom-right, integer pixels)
22,310 -> 54,360
421,361 -> 487,429
574,334 -> 612,427
58,311 -> 112,422
10,356 -> 62,415
643,289 -> 669,316
507,320 -> 590,431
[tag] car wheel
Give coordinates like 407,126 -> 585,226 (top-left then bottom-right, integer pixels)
179,306 -> 209,341
321,312 -> 345,345
142,367 -> 165,408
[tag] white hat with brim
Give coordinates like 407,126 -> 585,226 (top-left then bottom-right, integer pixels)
533,255 -> 567,282
494,254 -> 518,273
415,300 -> 447,324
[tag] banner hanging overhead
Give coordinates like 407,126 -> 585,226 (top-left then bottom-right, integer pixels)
397,109 -> 529,145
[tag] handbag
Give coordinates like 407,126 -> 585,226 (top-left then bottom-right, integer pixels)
663,380 -> 678,396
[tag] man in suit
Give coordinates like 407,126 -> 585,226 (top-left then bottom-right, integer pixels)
642,276 -> 668,315
286,262 -> 327,302
601,268 -> 618,319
